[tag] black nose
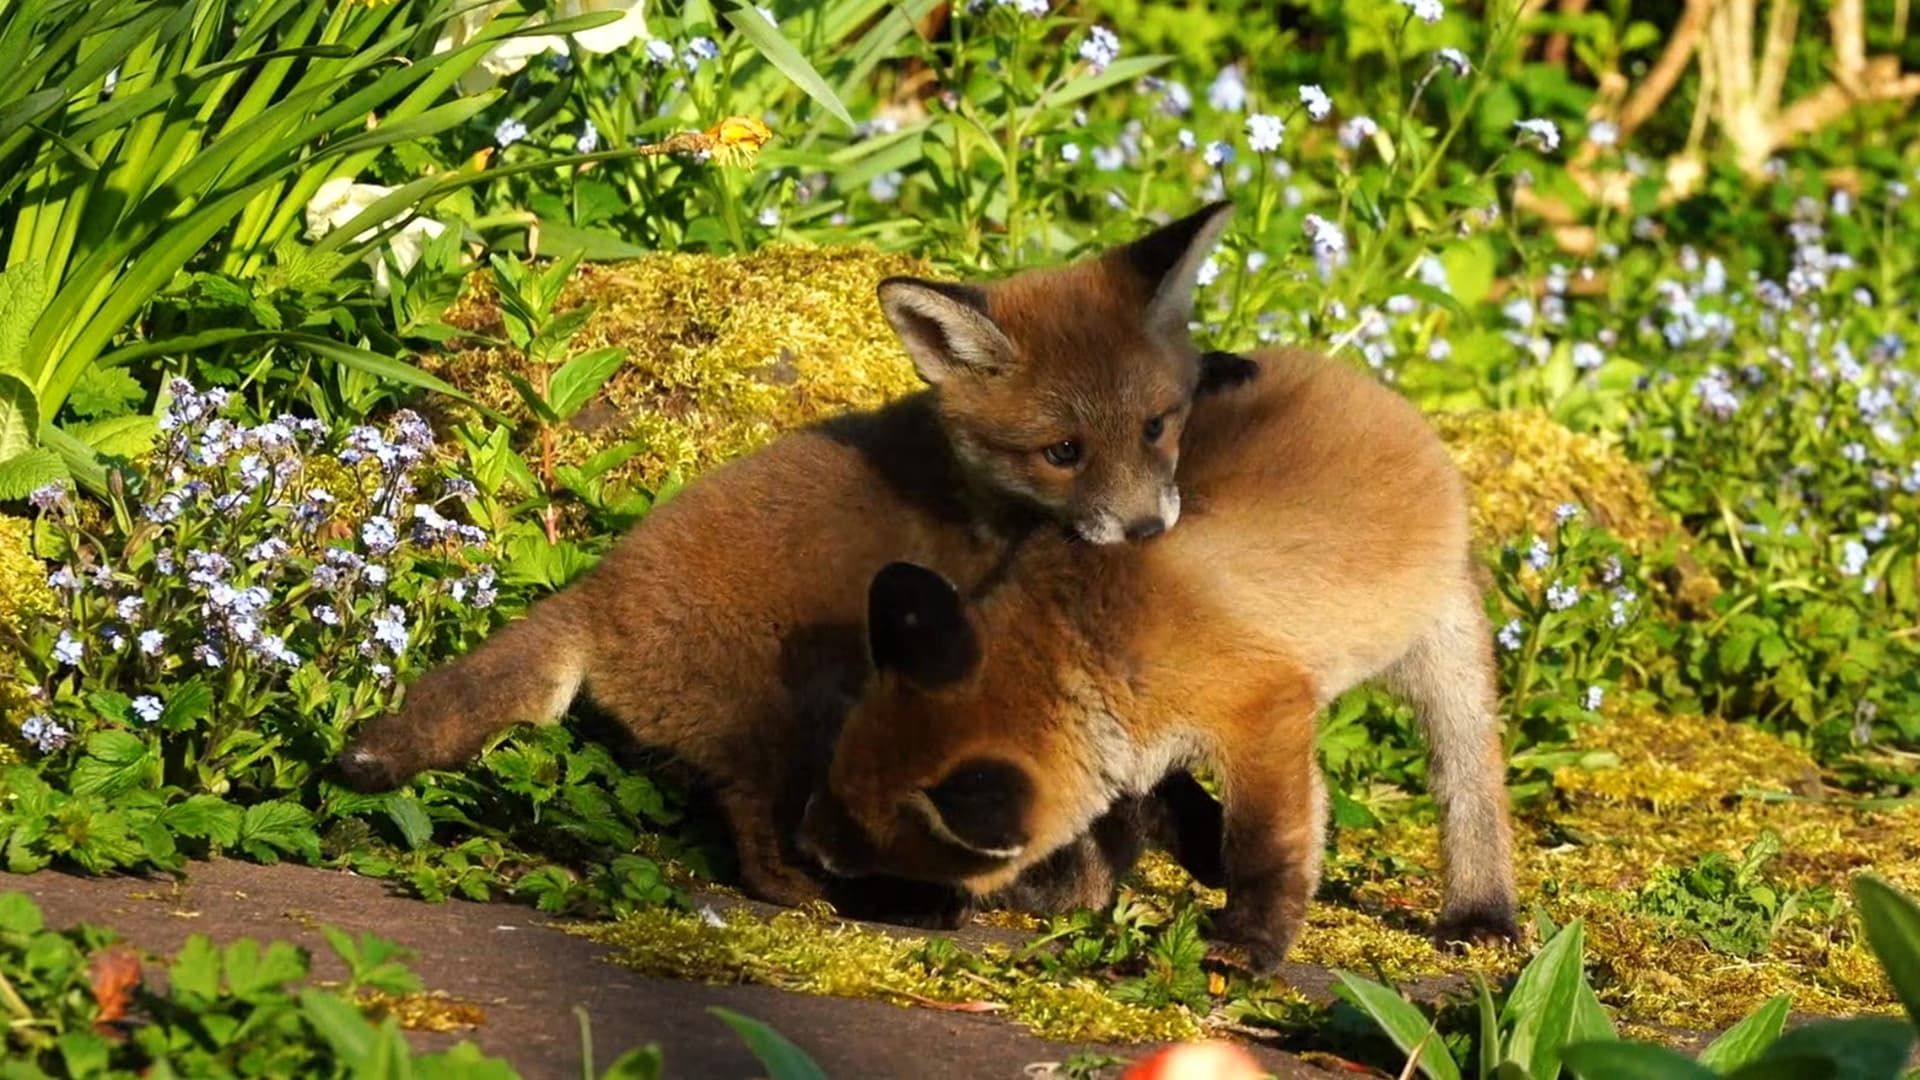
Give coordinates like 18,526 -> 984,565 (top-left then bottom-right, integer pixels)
1124,516 -> 1166,540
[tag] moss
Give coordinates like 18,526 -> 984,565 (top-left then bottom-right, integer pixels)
425,244 -> 940,501
1432,409 -> 1719,611
0,514 -> 53,764
569,902 -> 1202,1044
357,989 -> 487,1033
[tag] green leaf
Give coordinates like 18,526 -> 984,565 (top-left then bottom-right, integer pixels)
415,1041 -> 522,1080
299,988 -> 380,1063
160,795 -> 244,847
547,347 -> 626,421
1570,979 -> 1616,1045
158,678 -> 214,731
1039,54 -> 1175,109
0,260 -> 49,373
595,1047 -> 666,1080
68,731 -> 154,798
1854,875 -> 1920,1029
1332,971 -> 1462,1080
505,373 -> 561,425
236,800 -> 320,863
1748,1017 -> 1914,1080
0,370 -> 41,462
68,414 -> 156,460
223,938 -> 310,998
1698,994 -> 1792,1072
1501,920 -> 1588,1080
720,1 -> 853,127
383,794 -> 433,851
64,365 -> 146,420
169,935 -> 222,1000
0,446 -> 66,499
0,891 -> 45,934
709,1007 -> 829,1080
1562,1042 -> 1719,1080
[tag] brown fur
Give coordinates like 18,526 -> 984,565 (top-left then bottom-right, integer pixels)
336,206 -> 1244,918
801,347 -> 1519,970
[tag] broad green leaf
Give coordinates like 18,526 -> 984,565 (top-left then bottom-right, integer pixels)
720,1 -> 853,127
69,415 -> 156,460
68,731 -> 155,798
299,989 -> 380,1063
596,1047 -> 666,1080
64,366 -> 146,421
223,938 -> 310,998
709,1007 -> 829,1080
1501,920 -> 1588,1080
160,795 -> 244,847
414,1041 -> 522,1080
1332,971 -> 1462,1080
1562,1042 -> 1718,1080
0,891 -> 45,934
1570,979 -> 1616,1045
158,679 -> 214,731
548,347 -> 626,421
1476,974 -> 1501,1080
0,260 -> 49,372
1854,875 -> 1920,1029
1748,1017 -> 1914,1080
384,794 -> 433,851
236,800 -> 320,863
169,935 -> 223,1000
505,373 -> 562,424
0,446 -> 66,500
1698,994 -> 1792,1072
0,371 -> 40,460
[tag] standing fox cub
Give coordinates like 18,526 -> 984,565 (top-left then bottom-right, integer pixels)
336,204 -> 1243,916
798,347 -> 1520,970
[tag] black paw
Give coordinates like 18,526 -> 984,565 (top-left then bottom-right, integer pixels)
1207,905 -> 1292,974
335,743 -> 405,793
1432,904 -> 1521,950
828,877 -> 975,929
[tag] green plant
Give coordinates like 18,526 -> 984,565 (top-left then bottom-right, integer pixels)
1634,832 -> 1833,959
1340,875 -> 1920,1080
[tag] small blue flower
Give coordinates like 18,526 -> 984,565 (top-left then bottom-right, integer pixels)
1840,539 -> 1870,577
117,595 -> 145,622
1078,26 -> 1120,73
1583,686 -> 1604,711
577,120 -> 601,155
1433,48 -> 1471,77
1245,113 -> 1283,153
138,629 -> 165,656
1554,503 -> 1581,525
1513,118 -> 1561,152
681,37 -> 719,73
1546,583 -> 1581,611
756,206 -> 780,227
53,630 -> 83,667
20,715 -> 70,754
361,516 -> 399,556
28,483 -> 69,512
1525,537 -> 1552,570
1207,66 -> 1246,112
1497,618 -> 1525,651
1338,116 -> 1378,150
1398,0 -> 1443,22
133,695 -> 164,724
1202,140 -> 1234,167
644,39 -> 674,66
495,118 -> 529,148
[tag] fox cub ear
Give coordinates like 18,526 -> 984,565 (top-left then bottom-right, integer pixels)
867,561 -> 981,687
1112,201 -> 1234,343
919,758 -> 1032,858
877,277 -> 1017,386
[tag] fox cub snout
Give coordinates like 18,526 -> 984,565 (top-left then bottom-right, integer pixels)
877,201 -> 1234,544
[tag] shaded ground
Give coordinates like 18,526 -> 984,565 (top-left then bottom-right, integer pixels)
6,860 -> 1332,1080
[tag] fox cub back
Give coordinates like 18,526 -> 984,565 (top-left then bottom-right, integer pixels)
879,202 -> 1233,544
799,349 -> 1520,970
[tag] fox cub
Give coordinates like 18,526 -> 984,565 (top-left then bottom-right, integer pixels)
798,347 -> 1521,970
335,205 -> 1240,916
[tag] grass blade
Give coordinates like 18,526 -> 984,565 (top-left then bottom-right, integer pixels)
708,1007 -> 828,1080
1332,971 -> 1462,1080
1854,875 -> 1920,1030
1696,994 -> 1791,1073
720,0 -> 854,128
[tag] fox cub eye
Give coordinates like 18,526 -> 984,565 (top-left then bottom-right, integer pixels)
1041,439 -> 1082,468
1143,414 -> 1167,443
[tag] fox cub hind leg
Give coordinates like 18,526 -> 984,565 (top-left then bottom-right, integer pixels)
1209,688 -> 1326,972
1383,581 -> 1520,947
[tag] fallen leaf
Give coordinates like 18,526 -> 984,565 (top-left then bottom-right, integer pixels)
901,993 -> 1006,1013
89,947 -> 143,1034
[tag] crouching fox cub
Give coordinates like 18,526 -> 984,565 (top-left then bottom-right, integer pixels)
798,347 -> 1520,969
334,205 -> 1244,918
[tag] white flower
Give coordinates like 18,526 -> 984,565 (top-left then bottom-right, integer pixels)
1554,503 -> 1580,524
1513,117 -> 1561,152
54,630 -> 83,667
1497,618 -> 1525,651
1525,537 -> 1551,570
1546,583 -> 1580,611
644,38 -> 674,65
133,696 -> 164,724
1302,213 -> 1345,256
1572,341 -> 1605,371
1587,120 -> 1618,148
304,178 -> 449,297
1583,686 -> 1604,711
1060,142 -> 1082,164
1840,540 -> 1870,577
1207,66 -> 1247,112
1078,26 -> 1120,73
1195,258 -> 1221,288
1245,113 -> 1283,153
1399,0 -> 1443,22
138,629 -> 165,656
1433,48 -> 1471,77
756,206 -> 781,227
1202,140 -> 1234,167
433,0 -> 650,93
1298,85 -> 1331,122
1338,115 -> 1378,150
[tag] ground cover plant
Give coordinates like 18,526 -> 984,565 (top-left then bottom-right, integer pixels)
4,0 -> 1920,1072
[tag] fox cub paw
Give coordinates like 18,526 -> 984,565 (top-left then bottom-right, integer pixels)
1207,904 -> 1296,974
1432,903 -> 1521,950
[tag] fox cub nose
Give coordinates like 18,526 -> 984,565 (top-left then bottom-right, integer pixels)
1124,516 -> 1166,541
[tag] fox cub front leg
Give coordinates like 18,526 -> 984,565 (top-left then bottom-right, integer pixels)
1208,696 -> 1325,972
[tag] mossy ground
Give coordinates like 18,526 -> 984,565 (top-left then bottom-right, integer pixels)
1,514 -> 55,764
427,250 -> 1904,1044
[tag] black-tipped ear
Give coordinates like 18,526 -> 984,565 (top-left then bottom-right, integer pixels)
925,758 -> 1032,857
867,561 -> 980,687
1112,201 -> 1234,342
877,277 -> 1018,386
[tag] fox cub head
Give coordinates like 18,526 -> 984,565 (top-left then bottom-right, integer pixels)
878,202 -> 1233,544
798,562 -> 1088,894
